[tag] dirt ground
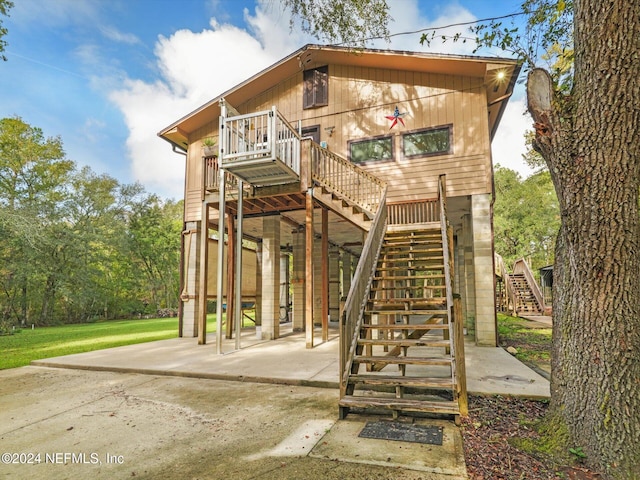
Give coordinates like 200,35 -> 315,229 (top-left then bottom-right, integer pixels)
0,366 -> 457,480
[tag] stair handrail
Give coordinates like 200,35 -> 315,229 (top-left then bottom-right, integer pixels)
495,253 -> 515,314
310,142 -> 386,217
512,258 -> 545,312
438,175 -> 458,383
339,186 -> 388,395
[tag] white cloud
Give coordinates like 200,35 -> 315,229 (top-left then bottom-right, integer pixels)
108,0 -> 530,199
108,2 -> 310,199
99,25 -> 141,45
491,95 -> 535,178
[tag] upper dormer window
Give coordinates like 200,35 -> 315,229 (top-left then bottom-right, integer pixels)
303,66 -> 328,109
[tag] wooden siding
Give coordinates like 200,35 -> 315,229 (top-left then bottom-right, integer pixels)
183,64 -> 492,222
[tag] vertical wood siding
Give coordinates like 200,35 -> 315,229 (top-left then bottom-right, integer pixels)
183,64 -> 491,221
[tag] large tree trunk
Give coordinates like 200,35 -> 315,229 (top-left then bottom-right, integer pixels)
527,1 -> 640,477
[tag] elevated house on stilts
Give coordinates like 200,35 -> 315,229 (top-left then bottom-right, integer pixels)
159,45 -> 520,422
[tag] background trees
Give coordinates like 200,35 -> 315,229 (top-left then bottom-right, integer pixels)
0,117 -> 181,327
493,165 -> 559,270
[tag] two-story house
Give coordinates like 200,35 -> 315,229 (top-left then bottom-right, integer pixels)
159,44 -> 520,420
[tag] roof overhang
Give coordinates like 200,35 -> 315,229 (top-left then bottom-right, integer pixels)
158,44 -> 521,149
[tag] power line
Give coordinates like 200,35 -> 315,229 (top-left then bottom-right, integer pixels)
332,11 -> 527,46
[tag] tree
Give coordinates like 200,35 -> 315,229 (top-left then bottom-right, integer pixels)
281,0 -> 390,46
289,0 -> 639,476
493,166 -> 559,269
0,117 -> 74,324
446,0 -> 639,476
0,0 -> 12,61
525,4 -> 640,475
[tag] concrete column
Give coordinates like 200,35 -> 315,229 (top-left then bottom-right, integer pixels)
181,222 -> 198,337
261,216 -> 280,339
329,246 -> 340,321
472,194 -> 497,346
291,227 -> 305,331
462,213 -> 476,338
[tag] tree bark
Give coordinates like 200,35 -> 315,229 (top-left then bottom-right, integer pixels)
528,1 -> 640,477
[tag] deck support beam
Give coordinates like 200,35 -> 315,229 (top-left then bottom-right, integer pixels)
215,169 -> 226,354
198,202 -> 209,345
234,180 -> 244,350
226,214 -> 235,340
305,189 -> 314,348
322,207 -> 329,342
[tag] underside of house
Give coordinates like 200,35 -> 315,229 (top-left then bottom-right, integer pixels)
159,45 -> 521,421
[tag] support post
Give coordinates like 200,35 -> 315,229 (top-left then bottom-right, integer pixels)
226,214 -> 235,339
235,179 -> 243,350
198,202 -> 209,345
215,169 -> 226,354
321,207 -> 329,342
305,189 -> 314,348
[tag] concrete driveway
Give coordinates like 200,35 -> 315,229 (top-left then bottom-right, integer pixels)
1,366 -> 466,480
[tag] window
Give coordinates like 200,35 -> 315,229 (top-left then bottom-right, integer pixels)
303,66 -> 328,109
301,125 -> 320,143
349,136 -> 394,164
403,125 -> 452,158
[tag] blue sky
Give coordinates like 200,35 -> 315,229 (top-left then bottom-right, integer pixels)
0,0 -> 532,200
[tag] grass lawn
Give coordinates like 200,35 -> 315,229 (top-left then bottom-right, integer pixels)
497,312 -> 552,376
0,313 -> 247,370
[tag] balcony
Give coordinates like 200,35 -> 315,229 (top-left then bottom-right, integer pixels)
219,107 -> 301,187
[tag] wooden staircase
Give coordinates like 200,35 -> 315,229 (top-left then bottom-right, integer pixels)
508,273 -> 543,314
339,226 -> 466,422
313,186 -> 373,230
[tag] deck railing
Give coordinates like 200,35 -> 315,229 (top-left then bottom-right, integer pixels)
339,186 -> 388,394
203,156 -> 241,193
494,253 -> 515,313
310,142 -> 386,216
221,107 -> 301,175
387,198 -> 440,225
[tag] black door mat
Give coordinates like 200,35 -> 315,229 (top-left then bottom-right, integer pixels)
358,421 -> 443,445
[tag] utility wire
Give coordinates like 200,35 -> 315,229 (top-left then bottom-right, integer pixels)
332,11 -> 527,46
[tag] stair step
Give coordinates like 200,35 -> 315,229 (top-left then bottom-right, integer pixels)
374,274 -> 444,281
339,396 -> 460,415
360,324 -> 449,333
354,355 -> 453,366
370,285 -> 444,292
357,338 -> 451,348
373,267 -> 445,274
384,232 -> 440,239
377,256 -> 445,262
381,251 -> 444,258
384,235 -> 441,244
364,310 -> 448,316
370,298 -> 446,305
348,375 -> 454,389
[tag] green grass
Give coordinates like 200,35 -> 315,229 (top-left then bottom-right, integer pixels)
0,313 -> 245,370
497,313 -> 552,367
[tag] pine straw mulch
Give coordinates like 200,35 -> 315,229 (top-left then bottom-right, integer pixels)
461,395 -> 603,480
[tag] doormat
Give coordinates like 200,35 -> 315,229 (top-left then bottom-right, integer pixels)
358,421 -> 443,445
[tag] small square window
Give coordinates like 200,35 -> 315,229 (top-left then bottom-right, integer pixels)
349,136 -> 394,164
303,66 -> 328,109
403,126 -> 452,157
